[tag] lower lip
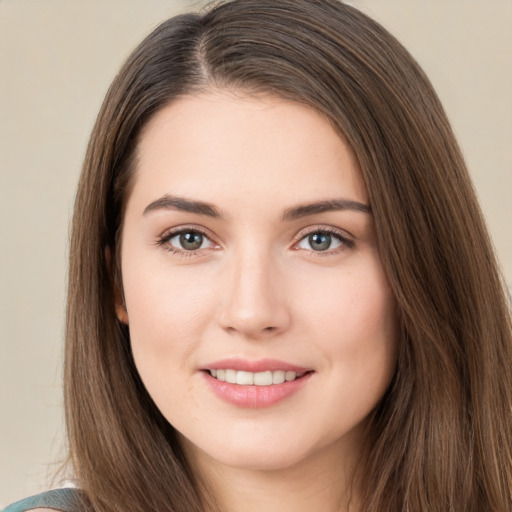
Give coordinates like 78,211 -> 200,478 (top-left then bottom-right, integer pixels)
202,371 -> 313,408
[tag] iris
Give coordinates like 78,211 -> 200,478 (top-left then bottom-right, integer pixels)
309,232 -> 332,251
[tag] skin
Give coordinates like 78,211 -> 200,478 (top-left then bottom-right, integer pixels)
116,91 -> 397,512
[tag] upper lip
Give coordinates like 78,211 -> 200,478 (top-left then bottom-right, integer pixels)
202,358 -> 312,373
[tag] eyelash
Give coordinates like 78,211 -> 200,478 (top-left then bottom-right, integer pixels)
155,226 -> 354,258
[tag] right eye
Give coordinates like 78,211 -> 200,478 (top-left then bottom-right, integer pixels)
157,228 -> 217,255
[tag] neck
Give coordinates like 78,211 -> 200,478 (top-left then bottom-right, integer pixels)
184,434 -> 365,512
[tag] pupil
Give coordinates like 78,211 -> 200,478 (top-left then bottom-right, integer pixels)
309,233 -> 331,251
180,232 -> 202,250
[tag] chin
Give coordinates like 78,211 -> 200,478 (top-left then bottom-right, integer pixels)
223,448 -> 308,472
179,431 -> 316,472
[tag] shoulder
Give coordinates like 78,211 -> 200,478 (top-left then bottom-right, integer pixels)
2,488 -> 85,512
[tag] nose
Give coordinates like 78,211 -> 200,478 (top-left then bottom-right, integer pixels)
217,248 -> 292,340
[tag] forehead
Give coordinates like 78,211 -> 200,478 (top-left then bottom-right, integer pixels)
129,91 -> 368,216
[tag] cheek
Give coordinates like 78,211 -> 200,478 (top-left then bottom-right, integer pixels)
300,258 -> 396,344
123,259 -> 215,342
120,258 -> 220,408
121,262 -> 215,416
299,256 -> 397,399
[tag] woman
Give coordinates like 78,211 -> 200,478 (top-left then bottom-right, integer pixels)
4,0 -> 511,511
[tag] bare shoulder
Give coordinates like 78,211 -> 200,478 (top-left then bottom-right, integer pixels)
29,509 -> 56,512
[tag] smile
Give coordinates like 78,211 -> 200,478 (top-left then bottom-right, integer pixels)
202,364 -> 314,408
208,369 -> 306,386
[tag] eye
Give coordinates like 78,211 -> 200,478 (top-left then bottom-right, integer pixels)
295,229 -> 353,253
158,228 -> 217,254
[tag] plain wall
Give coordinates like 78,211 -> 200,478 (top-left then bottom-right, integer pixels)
1,0 -> 510,506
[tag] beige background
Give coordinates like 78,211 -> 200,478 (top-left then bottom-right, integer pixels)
1,0 -> 510,506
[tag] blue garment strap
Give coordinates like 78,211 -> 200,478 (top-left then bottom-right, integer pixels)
2,488 -> 83,512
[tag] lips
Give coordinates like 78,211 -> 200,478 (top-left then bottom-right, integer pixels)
201,358 -> 314,408
204,358 -> 310,373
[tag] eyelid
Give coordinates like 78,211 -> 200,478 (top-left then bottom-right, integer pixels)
294,224 -> 354,240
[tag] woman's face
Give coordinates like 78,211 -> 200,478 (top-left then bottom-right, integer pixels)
118,91 -> 397,472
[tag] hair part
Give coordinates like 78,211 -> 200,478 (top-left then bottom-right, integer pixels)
65,1 -> 512,511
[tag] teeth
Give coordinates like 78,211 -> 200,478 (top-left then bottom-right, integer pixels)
225,369 -> 237,384
272,370 -> 285,384
236,371 -> 254,385
209,369 -> 302,385
254,371 -> 273,386
285,371 -> 296,382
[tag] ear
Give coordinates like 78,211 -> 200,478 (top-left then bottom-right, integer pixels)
105,246 -> 129,325
114,292 -> 129,325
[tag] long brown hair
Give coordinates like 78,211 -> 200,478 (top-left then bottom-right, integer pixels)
65,1 -> 512,510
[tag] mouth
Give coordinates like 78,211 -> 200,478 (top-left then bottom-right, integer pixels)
200,359 -> 314,407
205,369 -> 310,386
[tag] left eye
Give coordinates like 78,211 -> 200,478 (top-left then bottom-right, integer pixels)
296,231 -> 344,252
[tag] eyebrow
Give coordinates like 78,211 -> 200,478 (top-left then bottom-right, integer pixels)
143,194 -> 371,220
282,198 -> 371,220
143,195 -> 222,218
